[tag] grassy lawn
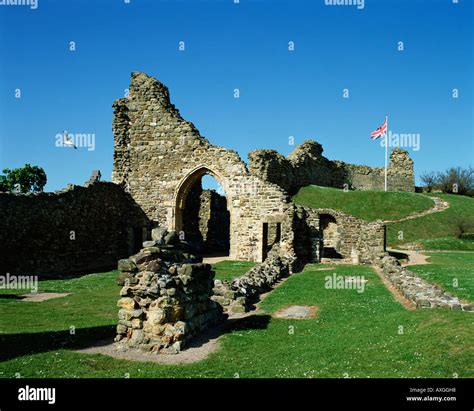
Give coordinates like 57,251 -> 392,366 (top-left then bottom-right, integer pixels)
0,271 -> 118,331
387,194 -> 474,248
409,252 -> 474,302
212,260 -> 256,281
1,264 -> 472,378
420,237 -> 474,251
292,185 -> 434,222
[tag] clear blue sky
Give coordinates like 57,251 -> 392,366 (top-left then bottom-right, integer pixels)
0,0 -> 472,191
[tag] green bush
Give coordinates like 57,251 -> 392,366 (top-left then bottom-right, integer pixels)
0,164 -> 47,193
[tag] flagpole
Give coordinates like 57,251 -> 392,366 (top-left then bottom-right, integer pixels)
384,115 -> 388,192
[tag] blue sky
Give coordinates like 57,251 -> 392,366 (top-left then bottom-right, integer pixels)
0,0 -> 472,191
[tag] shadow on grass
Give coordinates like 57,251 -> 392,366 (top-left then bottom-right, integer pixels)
388,250 -> 409,261
0,294 -> 25,300
225,314 -> 271,332
0,315 -> 272,361
0,325 -> 116,362
177,314 -> 272,351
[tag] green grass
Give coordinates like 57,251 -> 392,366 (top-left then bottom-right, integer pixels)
419,237 -> 474,251
387,194 -> 474,247
1,264 -> 472,378
212,260 -> 256,281
409,252 -> 474,302
293,185 -> 434,221
0,271 -> 118,332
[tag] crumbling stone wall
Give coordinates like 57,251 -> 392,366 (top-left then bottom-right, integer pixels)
0,182 -> 150,277
115,229 -> 222,353
112,72 -> 295,262
249,141 -> 415,194
248,142 -> 346,195
375,254 -> 472,312
212,245 -> 296,314
293,206 -> 385,264
111,72 -> 392,264
344,148 -> 414,192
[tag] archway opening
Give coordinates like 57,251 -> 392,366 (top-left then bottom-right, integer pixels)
176,170 -> 230,257
319,214 -> 342,259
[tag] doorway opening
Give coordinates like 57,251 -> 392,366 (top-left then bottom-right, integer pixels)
176,170 -> 230,257
319,214 -> 342,259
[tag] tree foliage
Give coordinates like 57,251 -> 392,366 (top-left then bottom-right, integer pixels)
0,164 -> 47,193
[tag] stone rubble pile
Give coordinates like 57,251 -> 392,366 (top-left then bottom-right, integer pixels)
375,254 -> 473,312
115,227 -> 223,354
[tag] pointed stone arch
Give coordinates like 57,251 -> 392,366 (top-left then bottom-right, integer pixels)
172,165 -> 234,257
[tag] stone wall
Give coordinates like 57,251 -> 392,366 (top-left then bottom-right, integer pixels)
248,141 -> 415,194
212,245 -> 296,314
0,72 -> 391,279
115,231 -> 222,353
112,72 -> 295,262
0,182 -> 150,277
375,254 -> 473,312
344,148 -> 415,192
293,206 -> 385,264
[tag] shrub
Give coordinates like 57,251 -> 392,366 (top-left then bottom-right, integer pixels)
453,216 -> 474,239
436,166 -> 474,195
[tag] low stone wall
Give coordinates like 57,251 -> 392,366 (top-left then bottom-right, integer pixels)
115,230 -> 223,353
375,255 -> 473,312
212,246 -> 296,313
0,181 -> 150,277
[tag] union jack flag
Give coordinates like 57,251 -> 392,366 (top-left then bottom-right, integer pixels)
370,117 -> 387,140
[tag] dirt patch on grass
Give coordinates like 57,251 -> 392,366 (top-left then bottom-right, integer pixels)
20,292 -> 70,302
76,322 -> 226,364
273,305 -> 318,319
388,248 -> 432,266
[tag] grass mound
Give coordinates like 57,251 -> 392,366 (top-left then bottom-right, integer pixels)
387,194 -> 474,248
293,185 -> 434,222
292,186 -> 474,250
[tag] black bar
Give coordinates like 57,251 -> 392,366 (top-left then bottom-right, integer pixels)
0,378 -> 472,410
